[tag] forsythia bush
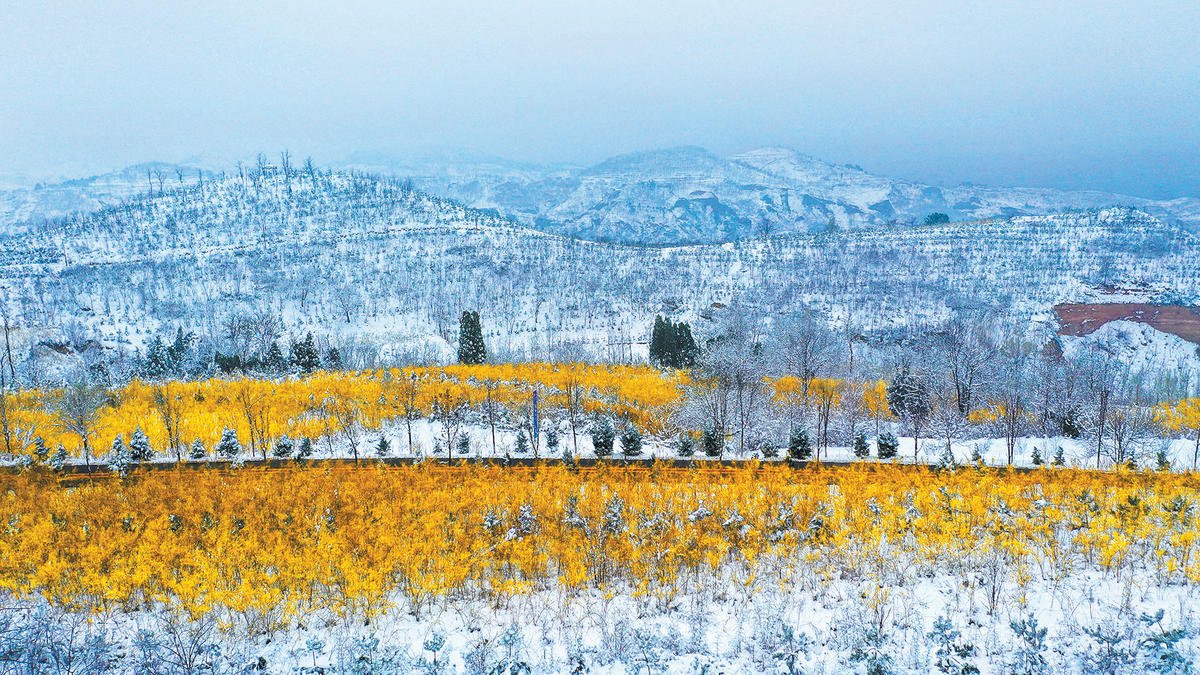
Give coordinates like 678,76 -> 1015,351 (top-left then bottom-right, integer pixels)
0,464 -> 1198,634
6,364 -> 690,460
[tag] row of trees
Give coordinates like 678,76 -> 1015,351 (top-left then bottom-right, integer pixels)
682,308 -> 1200,469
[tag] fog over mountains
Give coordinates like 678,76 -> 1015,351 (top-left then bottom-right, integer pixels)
4,146 -> 1198,244
349,146 -> 1200,244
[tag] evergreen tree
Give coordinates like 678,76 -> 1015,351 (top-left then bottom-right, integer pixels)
677,434 -> 696,458
273,436 -> 294,459
167,327 -> 194,369
377,436 -> 392,458
325,347 -> 342,370
1031,446 -> 1044,466
142,336 -> 173,380
853,433 -> 870,459
515,428 -> 529,454
1157,449 -> 1172,472
33,437 -> 48,464
877,431 -> 899,459
649,316 -> 698,369
129,427 -> 153,462
970,445 -> 984,465
189,438 -> 207,461
701,426 -> 723,458
1052,447 -> 1065,467
214,351 -> 242,374
458,311 -> 487,365
217,427 -> 241,460
264,341 -> 287,373
619,425 -> 643,458
673,322 -> 698,368
290,333 -> 321,373
591,418 -> 615,458
296,437 -> 314,463
649,316 -> 667,366
788,427 -> 813,460
110,434 -> 128,463
457,434 -> 470,457
50,444 -> 67,472
109,439 -> 132,476
546,427 -> 559,454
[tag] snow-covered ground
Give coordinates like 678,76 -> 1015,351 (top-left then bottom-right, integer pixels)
24,414 -> 1199,473
3,566 -> 1196,673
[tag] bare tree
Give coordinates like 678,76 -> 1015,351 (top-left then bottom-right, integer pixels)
234,380 -> 272,459
697,308 -> 767,457
53,381 -> 107,470
432,386 -> 468,460
994,338 -> 1035,465
1105,405 -> 1156,467
153,383 -> 184,461
1080,346 -> 1122,469
771,310 -> 841,399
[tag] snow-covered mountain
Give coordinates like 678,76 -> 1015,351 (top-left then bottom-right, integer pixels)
4,146 -> 1197,245
396,146 -> 1200,244
0,161 -> 216,236
2,167 -> 1197,376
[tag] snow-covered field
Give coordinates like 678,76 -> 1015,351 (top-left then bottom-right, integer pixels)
3,562 -> 1196,673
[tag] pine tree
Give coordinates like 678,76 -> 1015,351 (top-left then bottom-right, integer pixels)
546,427 -> 559,454
50,444 -> 67,472
325,347 -> 342,370
673,322 -> 698,368
853,433 -> 870,459
788,427 -> 812,461
129,427 -> 153,462
33,437 -> 48,464
1157,449 -> 1172,472
591,418 -> 615,458
619,425 -> 643,458
457,434 -> 470,457
1031,446 -> 1043,466
290,333 -> 321,373
110,434 -> 127,461
217,427 -> 241,460
649,316 -> 666,366
1052,447 -> 1065,467
273,436 -> 294,459
515,428 -> 529,454
264,341 -> 287,373
296,437 -> 314,463
142,336 -> 173,380
168,327 -> 193,369
458,311 -> 487,365
702,426 -> 723,458
109,439 -> 132,476
677,434 -> 696,458
877,431 -> 899,459
189,438 -> 207,460
376,436 -> 392,458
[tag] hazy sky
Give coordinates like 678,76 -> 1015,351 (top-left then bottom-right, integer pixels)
2,0 -> 1198,198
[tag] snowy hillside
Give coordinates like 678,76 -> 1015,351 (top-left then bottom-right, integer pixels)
6,147 -> 1198,245
398,146 -> 1200,243
1,167 -> 1198,371
0,161 -> 214,236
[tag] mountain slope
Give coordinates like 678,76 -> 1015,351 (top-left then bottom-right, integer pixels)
399,146 -> 1200,243
2,169 -> 1197,375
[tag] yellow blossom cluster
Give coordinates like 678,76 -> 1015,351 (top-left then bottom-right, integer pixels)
0,463 -> 1197,632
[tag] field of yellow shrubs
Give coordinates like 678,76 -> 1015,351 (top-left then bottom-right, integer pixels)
2,462 -> 1197,635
